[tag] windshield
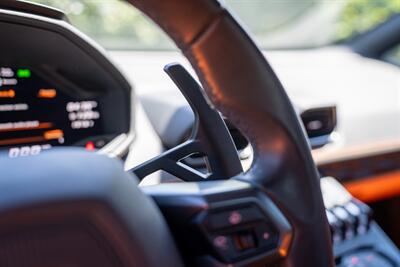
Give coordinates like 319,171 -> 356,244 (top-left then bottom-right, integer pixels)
30,0 -> 400,50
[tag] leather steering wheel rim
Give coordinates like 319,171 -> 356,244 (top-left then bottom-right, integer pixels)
126,0 -> 334,266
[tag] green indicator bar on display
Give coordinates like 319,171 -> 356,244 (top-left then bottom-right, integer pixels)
17,69 -> 31,78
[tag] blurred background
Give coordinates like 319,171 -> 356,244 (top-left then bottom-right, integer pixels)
29,0 -> 400,52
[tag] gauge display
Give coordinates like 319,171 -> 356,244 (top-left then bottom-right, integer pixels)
0,67 -> 106,157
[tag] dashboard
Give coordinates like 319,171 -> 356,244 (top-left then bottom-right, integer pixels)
0,67 -> 105,157
0,3 -> 134,158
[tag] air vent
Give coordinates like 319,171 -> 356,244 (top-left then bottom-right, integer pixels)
224,120 -> 250,155
300,106 -> 337,148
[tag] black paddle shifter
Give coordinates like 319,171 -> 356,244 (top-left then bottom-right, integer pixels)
131,63 -> 243,182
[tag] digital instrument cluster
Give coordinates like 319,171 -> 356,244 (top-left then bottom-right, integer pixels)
0,67 -> 108,157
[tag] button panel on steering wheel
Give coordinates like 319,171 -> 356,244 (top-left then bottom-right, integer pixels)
201,203 -> 280,262
180,192 -> 292,266
143,180 -> 292,267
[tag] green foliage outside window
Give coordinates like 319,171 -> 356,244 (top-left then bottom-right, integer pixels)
336,0 -> 400,41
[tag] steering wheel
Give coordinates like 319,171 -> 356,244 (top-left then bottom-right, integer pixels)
0,0 -> 334,267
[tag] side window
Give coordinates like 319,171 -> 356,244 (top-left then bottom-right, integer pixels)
383,44 -> 400,66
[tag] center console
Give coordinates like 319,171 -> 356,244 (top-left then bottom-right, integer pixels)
321,177 -> 400,266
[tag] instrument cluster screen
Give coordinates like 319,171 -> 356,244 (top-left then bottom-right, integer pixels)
0,67 -> 106,157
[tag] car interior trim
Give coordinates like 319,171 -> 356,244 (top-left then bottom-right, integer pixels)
344,170 -> 400,203
313,138 -> 400,165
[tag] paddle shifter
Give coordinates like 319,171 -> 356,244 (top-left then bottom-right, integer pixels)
131,63 -> 242,182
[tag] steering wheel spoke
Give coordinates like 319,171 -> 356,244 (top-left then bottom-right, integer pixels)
131,140 -> 207,181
